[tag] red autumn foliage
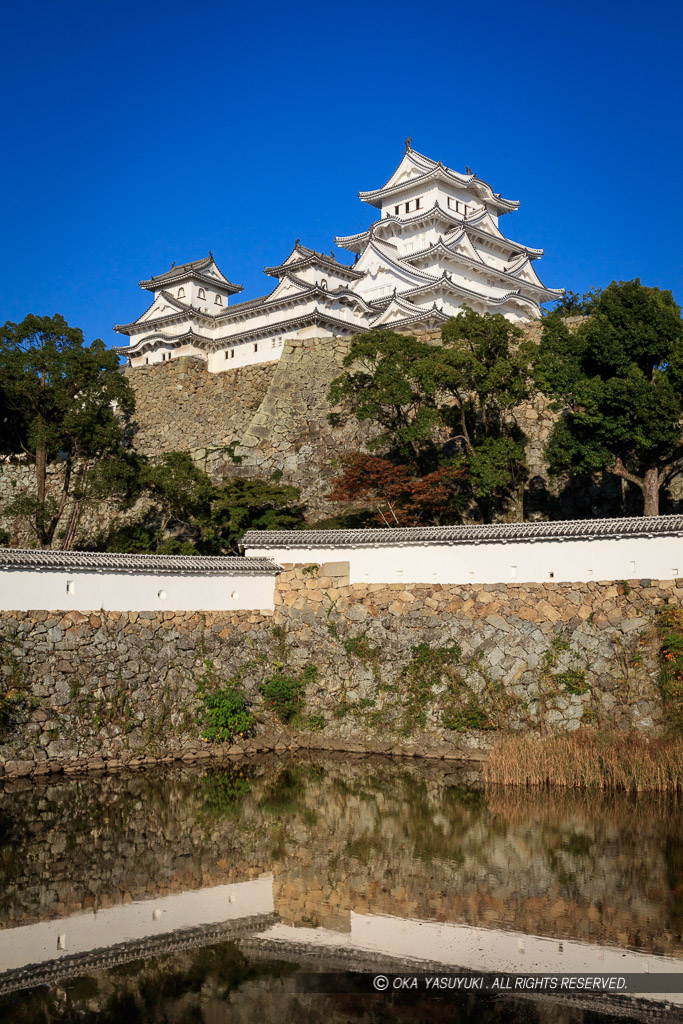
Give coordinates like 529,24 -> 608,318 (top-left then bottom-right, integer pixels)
328,453 -> 467,527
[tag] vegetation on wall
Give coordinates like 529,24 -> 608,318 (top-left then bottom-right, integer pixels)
0,629 -> 33,740
259,665 -> 317,725
198,660 -> 256,743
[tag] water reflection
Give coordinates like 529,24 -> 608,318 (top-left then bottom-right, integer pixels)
0,756 -> 681,1020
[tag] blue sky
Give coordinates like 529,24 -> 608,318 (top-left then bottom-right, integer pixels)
2,0 -> 682,348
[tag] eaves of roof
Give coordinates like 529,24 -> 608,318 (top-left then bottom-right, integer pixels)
264,252 -> 364,280
0,549 -> 282,574
242,515 -> 683,550
337,202 -> 543,259
359,163 -> 519,213
139,257 -> 242,294
205,309 -> 370,350
405,239 -> 561,300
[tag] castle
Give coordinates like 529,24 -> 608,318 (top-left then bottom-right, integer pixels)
114,144 -> 561,371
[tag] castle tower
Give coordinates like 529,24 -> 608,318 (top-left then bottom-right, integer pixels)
335,143 -> 561,329
114,148 -> 561,371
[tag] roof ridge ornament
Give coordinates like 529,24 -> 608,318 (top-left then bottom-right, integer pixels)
404,135 -> 412,153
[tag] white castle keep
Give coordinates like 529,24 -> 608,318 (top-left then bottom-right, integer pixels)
115,145 -> 562,371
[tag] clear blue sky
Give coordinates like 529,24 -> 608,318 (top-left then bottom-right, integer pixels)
2,0 -> 682,348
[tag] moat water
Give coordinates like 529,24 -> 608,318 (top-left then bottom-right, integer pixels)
0,755 -> 681,1022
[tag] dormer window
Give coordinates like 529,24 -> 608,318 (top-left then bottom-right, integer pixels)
215,294 -> 223,306
177,287 -> 185,298
198,288 -> 205,299
320,278 -> 327,290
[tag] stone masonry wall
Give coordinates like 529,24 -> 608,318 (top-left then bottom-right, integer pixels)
125,355 -> 278,475
229,336 -> 375,518
0,572 -> 677,778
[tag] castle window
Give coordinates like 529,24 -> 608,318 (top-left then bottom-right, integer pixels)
145,357 -> 149,364
253,343 -> 258,352
66,580 -> 75,595
198,288 -> 205,299
215,294 -> 223,306
320,278 -> 327,290
415,197 -> 421,210
394,205 -> 400,215
405,201 -> 411,213
178,287 -> 185,298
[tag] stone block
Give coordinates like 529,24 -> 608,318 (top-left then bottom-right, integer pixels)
321,561 -> 350,579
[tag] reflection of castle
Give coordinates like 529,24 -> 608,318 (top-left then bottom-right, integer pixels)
115,146 -> 561,370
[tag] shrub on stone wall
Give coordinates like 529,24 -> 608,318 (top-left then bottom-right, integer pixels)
259,665 -> 317,725
198,660 -> 256,743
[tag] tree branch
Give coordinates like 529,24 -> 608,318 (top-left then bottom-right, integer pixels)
610,458 -> 644,489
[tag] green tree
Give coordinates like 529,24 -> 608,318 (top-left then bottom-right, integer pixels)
328,330 -> 441,472
328,312 -> 534,522
437,309 -> 534,520
0,314 -> 135,548
101,458 -> 306,554
143,452 -> 214,544
203,476 -> 306,554
535,280 -> 683,516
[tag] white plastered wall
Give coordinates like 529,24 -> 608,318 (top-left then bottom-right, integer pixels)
243,535 -> 682,586
0,568 -> 278,612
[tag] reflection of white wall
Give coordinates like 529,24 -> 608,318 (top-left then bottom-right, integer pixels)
244,535 -> 682,586
0,876 -> 274,973
261,914 -> 683,1004
0,568 -> 277,612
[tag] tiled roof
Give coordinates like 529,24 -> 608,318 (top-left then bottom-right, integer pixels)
242,515 -> 683,549
0,549 -> 282,574
138,255 -> 243,295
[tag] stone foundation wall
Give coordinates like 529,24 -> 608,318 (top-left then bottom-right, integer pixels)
0,573 -> 677,777
125,355 -> 278,475
231,336 -> 376,518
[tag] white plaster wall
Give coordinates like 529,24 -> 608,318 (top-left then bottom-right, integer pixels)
243,535 -> 682,586
207,338 -> 283,372
0,568 -> 277,612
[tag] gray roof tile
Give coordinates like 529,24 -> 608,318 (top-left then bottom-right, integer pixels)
0,549 -> 281,574
242,515 -> 683,549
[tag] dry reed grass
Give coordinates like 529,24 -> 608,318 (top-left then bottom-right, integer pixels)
485,729 -> 683,792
